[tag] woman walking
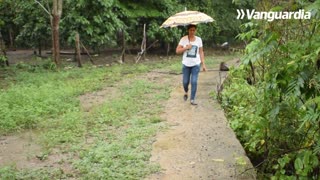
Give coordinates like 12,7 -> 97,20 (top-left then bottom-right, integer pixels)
176,24 -> 207,105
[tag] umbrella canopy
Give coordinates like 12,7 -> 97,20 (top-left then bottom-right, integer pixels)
160,10 -> 214,28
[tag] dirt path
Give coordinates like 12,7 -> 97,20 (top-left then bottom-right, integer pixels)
147,63 -> 256,180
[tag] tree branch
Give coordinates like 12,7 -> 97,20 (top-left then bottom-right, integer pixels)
45,0 -> 51,15
58,0 -> 63,16
34,0 -> 52,17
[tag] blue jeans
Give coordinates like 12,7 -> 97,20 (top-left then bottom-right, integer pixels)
182,64 -> 200,101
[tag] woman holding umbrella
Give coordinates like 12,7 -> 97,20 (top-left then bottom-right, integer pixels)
176,24 -> 207,105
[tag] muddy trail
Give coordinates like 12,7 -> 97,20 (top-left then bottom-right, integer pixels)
147,62 -> 256,180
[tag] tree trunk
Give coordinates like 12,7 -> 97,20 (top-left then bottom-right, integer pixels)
38,39 -> 42,56
136,24 -> 147,63
75,32 -> 82,67
3,50 -> 8,66
0,32 -> 8,66
51,0 -> 63,66
52,15 -> 60,65
121,29 -> 125,63
80,41 -> 95,65
142,24 -> 146,60
249,60 -> 256,84
8,27 -> 14,50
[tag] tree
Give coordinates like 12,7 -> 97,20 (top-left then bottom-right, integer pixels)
0,0 -> 19,49
177,0 -> 254,45
0,31 -> 8,67
13,1 -> 51,55
61,0 -> 124,51
34,0 -> 62,66
1,0 -> 249,62
51,0 -> 62,66
116,0 -> 184,54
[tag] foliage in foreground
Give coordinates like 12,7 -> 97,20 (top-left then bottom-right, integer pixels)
221,1 -> 320,179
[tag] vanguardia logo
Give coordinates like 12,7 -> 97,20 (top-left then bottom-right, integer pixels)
237,9 -> 311,21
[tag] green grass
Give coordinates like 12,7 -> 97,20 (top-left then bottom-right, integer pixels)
0,53 -> 238,179
0,59 -> 174,179
0,61 -> 171,134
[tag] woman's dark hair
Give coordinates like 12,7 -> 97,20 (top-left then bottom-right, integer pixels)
187,24 -> 197,30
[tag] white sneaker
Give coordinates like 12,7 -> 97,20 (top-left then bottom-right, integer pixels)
190,100 -> 198,105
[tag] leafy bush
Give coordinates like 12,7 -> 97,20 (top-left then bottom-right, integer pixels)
221,1 -> 320,179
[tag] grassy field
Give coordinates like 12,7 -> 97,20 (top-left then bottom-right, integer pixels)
0,52 -> 238,179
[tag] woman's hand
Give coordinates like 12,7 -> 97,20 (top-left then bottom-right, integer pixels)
185,44 -> 192,50
202,63 -> 207,72
176,44 -> 191,54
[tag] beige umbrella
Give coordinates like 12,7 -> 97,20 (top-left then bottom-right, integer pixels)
160,10 -> 214,28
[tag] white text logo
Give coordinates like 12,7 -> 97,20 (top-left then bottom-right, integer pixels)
237,9 -> 311,21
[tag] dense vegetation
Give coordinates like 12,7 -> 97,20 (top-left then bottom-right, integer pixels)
221,0 -> 320,179
0,0 -> 249,52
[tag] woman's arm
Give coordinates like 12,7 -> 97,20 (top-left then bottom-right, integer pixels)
199,47 -> 207,71
176,44 -> 191,54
